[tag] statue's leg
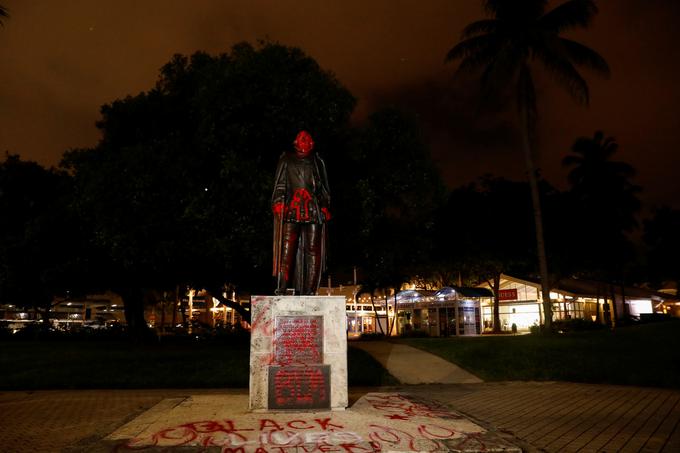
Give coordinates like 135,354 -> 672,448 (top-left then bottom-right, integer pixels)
303,223 -> 323,295
278,223 -> 299,293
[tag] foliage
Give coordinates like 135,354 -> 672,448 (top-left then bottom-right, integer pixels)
0,155 -> 87,314
399,329 -> 430,338
358,332 -> 387,341
436,176 -> 536,282
644,206 -> 680,290
0,4 -> 8,27
62,42 -> 356,328
338,108 -> 446,290
446,0 -> 609,330
549,317 -> 607,332
561,131 -> 641,281
435,175 -> 551,332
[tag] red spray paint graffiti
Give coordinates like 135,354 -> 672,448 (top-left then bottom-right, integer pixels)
364,393 -> 463,421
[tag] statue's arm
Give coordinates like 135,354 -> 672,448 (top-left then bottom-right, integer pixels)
272,153 -> 287,208
317,156 -> 331,208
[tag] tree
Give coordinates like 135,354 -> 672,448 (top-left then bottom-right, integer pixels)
437,176 -> 537,331
562,131 -> 641,280
446,0 -> 609,330
63,42 -> 356,332
336,109 -> 445,333
644,206 -> 680,295
0,5 -> 8,27
0,154 -> 83,324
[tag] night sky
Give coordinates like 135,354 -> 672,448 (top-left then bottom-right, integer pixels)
1,0 -> 679,208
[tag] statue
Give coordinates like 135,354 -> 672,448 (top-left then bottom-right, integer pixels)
272,131 -> 330,295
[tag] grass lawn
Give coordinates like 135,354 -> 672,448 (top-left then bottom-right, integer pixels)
0,337 -> 395,389
399,320 -> 680,388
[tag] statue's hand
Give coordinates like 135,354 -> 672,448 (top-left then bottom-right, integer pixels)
321,207 -> 331,221
272,202 -> 285,217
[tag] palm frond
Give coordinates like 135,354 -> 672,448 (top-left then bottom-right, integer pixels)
560,38 -> 610,76
562,155 -> 583,167
533,42 -> 589,105
540,0 -> 598,33
479,44 -> 522,89
484,0 -> 547,20
461,19 -> 499,39
0,5 -> 9,26
446,34 -> 496,63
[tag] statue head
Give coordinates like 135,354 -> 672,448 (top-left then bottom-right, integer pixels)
294,130 -> 314,158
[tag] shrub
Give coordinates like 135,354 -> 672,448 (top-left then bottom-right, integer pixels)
399,329 -> 429,338
552,318 -> 607,333
359,332 -> 386,340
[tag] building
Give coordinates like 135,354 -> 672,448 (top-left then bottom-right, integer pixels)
477,274 -> 679,331
319,284 -> 492,337
394,287 -> 492,336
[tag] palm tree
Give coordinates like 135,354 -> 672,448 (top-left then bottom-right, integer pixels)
563,131 -> 640,230
0,5 -> 8,27
446,0 -> 609,331
563,131 -> 641,283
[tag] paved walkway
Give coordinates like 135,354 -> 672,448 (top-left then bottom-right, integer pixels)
0,341 -> 678,452
351,341 -> 680,452
0,384 -> 678,452
422,382 -> 680,453
351,340 -> 483,384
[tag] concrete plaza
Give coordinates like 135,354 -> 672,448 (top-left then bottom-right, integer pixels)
0,341 -> 678,452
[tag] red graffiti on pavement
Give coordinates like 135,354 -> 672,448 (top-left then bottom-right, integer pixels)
117,394 -> 488,452
364,393 -> 463,421
117,415 -> 484,453
118,417 -> 368,452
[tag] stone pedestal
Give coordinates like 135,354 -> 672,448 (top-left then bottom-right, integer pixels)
249,295 -> 347,411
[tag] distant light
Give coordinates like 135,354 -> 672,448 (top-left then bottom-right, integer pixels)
67,302 -> 72,306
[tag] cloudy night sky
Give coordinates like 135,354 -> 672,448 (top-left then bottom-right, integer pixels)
1,0 -> 679,209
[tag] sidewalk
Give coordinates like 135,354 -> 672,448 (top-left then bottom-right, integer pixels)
351,340 -> 483,384
1,339 -> 679,452
1,383 -> 678,452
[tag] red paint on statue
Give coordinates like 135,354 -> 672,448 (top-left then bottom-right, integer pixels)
289,188 -> 313,221
294,130 -> 314,157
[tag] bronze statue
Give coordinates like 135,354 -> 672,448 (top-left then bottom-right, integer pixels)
272,131 -> 330,295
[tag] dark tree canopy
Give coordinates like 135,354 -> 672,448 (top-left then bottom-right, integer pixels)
335,108 -> 445,291
446,0 -> 609,329
62,42 -> 356,329
644,206 -> 680,290
561,131 -> 641,280
0,4 -> 8,27
0,155 -> 80,312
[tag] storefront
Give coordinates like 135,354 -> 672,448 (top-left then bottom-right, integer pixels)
478,274 -> 678,331
395,287 -> 490,336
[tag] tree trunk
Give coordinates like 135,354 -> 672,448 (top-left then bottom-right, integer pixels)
491,274 -> 501,333
610,284 -> 618,328
620,281 -> 628,320
519,99 -> 553,332
119,287 -> 147,339
595,285 -> 601,324
370,292 -> 384,335
392,293 -> 399,335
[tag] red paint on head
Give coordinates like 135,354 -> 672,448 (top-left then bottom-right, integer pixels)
294,130 -> 314,157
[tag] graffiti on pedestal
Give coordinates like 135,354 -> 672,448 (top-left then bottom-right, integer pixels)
268,365 -> 330,409
273,316 -> 323,365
